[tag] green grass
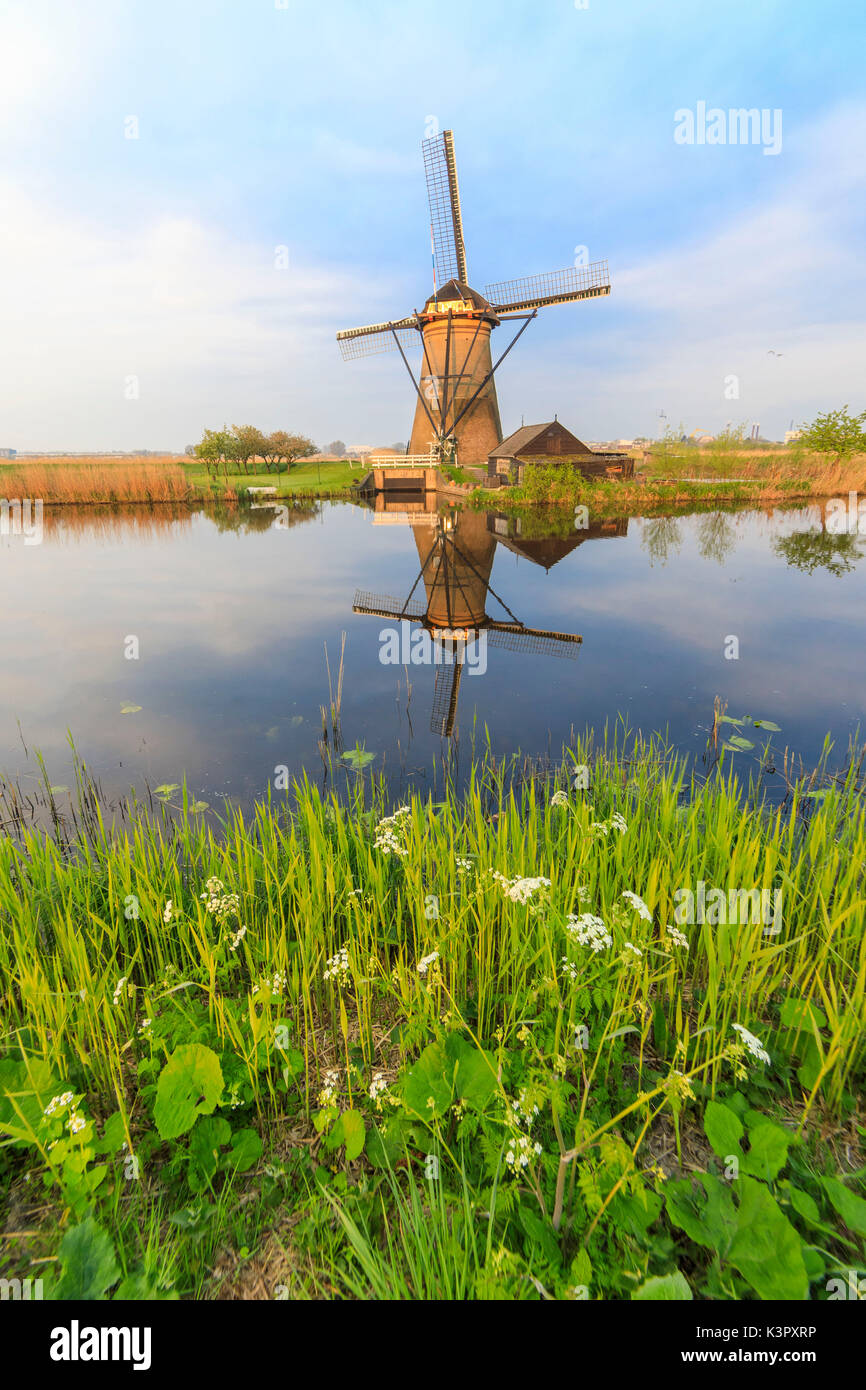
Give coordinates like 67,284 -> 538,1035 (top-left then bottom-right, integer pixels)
1,737 -> 864,1301
181,458 -> 366,498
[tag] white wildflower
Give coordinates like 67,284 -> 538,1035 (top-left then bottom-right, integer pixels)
566,912 -> 612,953
504,1131 -> 543,1172
66,1113 -> 86,1136
511,1089 -> 540,1128
318,1068 -> 340,1107
369,1072 -> 388,1107
112,976 -> 128,1005
666,925 -> 689,950
323,946 -> 351,988
623,941 -> 643,958
732,1023 -> 770,1065
373,807 -> 412,857
229,924 -> 247,951
550,789 -> 569,808
416,950 -> 440,976
621,890 -> 652,921
44,1091 -> 74,1117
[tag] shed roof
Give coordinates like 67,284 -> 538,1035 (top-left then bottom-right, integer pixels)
489,421 -> 591,458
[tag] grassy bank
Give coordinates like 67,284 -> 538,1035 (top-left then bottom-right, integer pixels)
479,450 -> 866,517
0,456 -> 364,504
1,740 -> 864,1301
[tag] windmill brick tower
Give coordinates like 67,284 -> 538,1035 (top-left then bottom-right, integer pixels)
337,130 -> 611,467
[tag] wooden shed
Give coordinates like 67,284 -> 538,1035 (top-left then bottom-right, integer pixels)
487,420 -> 633,484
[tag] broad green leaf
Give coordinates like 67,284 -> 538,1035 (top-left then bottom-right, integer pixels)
779,996 -> 828,1031
633,1270 -> 692,1300
741,1122 -> 791,1180
446,1033 -> 498,1112
96,1110 -> 129,1156
821,1177 -> 866,1237
366,1116 -> 404,1170
703,1100 -> 744,1162
403,1040 -> 453,1120
340,1110 -> 366,1161
728,1178 -> 808,1300
0,1058 -> 55,1141
53,1217 -> 120,1300
154,1044 -> 223,1140
665,1173 -> 737,1252
229,1127 -> 264,1172
188,1115 -> 231,1191
154,783 -> 180,798
724,736 -> 755,751
787,1186 -> 820,1225
752,720 -> 781,732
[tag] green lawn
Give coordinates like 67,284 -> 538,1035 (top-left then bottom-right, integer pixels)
181,458 -> 367,498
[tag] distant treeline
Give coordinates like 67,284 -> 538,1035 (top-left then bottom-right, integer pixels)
188,425 -> 318,476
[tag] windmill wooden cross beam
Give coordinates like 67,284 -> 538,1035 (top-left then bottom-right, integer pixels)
337,130 -> 611,466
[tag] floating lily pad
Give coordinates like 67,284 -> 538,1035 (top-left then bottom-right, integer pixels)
154,783 -> 181,798
190,800 -> 209,813
120,703 -> 142,715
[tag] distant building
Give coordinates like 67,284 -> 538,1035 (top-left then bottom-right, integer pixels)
487,420 -> 633,484
785,429 -> 802,444
0,448 -> 17,459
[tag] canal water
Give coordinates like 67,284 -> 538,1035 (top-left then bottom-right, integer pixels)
2,498 -> 864,813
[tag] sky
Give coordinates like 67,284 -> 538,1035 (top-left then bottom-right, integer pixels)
1,0 -> 864,450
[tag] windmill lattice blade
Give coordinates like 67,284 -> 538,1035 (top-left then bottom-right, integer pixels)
430,661 -> 463,737
422,130 -> 467,286
485,262 -> 610,314
353,591 -> 427,621
485,625 -> 582,658
337,319 -> 418,360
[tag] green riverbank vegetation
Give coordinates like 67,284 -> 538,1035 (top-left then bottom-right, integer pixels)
1,737 -> 864,1300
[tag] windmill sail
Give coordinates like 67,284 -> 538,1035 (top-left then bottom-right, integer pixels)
430,661 -> 464,737
485,624 -> 582,658
336,318 -> 418,360
485,262 -> 610,314
423,130 -> 468,288
352,591 -> 427,620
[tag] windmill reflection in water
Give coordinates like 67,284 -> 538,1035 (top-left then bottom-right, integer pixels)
353,509 -> 603,736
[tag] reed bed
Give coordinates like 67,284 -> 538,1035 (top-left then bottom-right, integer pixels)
0,739 -> 863,1300
0,456 -> 193,504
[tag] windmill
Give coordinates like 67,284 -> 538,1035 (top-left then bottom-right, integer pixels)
353,510 -> 582,736
337,129 -> 611,466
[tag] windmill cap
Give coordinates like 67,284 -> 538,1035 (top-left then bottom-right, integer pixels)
424,279 -> 493,312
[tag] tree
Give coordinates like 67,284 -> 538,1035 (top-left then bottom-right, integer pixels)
231,425 -> 269,475
326,440 -> 346,458
268,431 -> 316,472
195,427 -> 236,480
391,441 -> 407,455
798,406 -> 866,463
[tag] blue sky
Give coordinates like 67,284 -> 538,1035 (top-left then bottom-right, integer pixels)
2,0 -> 864,449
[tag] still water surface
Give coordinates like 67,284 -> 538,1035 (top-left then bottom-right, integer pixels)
2,499 -> 864,812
